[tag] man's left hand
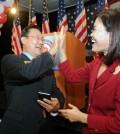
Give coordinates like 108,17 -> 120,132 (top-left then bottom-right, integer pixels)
37,98 -> 60,112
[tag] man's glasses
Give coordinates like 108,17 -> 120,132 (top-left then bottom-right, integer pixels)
26,35 -> 45,42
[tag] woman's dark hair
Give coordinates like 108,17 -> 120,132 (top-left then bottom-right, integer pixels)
97,8 -> 120,66
20,25 -> 41,49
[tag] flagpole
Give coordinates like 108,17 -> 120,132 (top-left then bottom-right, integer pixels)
11,0 -> 22,55
29,0 -> 32,25
16,0 -> 19,16
12,0 -> 19,16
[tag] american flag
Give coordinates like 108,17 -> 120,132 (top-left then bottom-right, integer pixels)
57,0 -> 68,32
105,0 -> 109,9
42,0 -> 50,34
11,14 -> 22,55
75,0 -> 88,45
28,1 -> 37,25
86,3 -> 97,51
67,10 -> 76,34
97,0 -> 108,12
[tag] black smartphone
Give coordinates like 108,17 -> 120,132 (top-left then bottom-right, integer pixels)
38,92 -> 51,100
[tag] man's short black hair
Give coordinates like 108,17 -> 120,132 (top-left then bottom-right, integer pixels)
20,25 -> 41,49
20,25 -> 41,38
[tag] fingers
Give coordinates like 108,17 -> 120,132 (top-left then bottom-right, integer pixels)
58,109 -> 69,119
54,32 -> 58,45
54,32 -> 57,36
53,26 -> 66,52
49,32 -> 58,55
60,26 -> 64,37
68,103 -> 75,109
37,99 -> 51,111
37,98 -> 60,112
59,34 -> 66,49
43,98 -> 52,104
51,97 -> 58,101
59,26 -> 66,49
58,109 -> 68,115
59,26 -> 65,41
37,99 -> 48,107
58,104 -> 75,119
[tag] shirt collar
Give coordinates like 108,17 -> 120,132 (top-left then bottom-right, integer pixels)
22,52 -> 33,60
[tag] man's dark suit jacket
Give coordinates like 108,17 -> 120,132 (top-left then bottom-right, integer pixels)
0,52 -> 65,134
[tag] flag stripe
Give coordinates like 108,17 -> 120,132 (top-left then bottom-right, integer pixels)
57,0 -> 68,32
13,36 -> 20,55
42,21 -> 50,33
75,13 -> 86,33
105,0 -> 108,9
42,0 -> 50,33
75,1 -> 88,45
77,24 -> 87,40
29,2 -> 37,25
59,18 -> 68,30
11,15 -> 22,55
82,31 -> 88,44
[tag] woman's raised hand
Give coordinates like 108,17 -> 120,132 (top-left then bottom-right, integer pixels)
49,32 -> 58,56
58,26 -> 67,62
49,26 -> 67,62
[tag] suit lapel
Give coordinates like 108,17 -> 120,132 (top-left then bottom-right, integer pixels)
20,53 -> 31,63
90,59 -> 102,91
94,60 -> 120,90
95,69 -> 112,89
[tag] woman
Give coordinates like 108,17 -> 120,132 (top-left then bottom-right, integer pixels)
57,9 -> 120,133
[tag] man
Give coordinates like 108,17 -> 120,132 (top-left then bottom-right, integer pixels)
0,25 -> 65,134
